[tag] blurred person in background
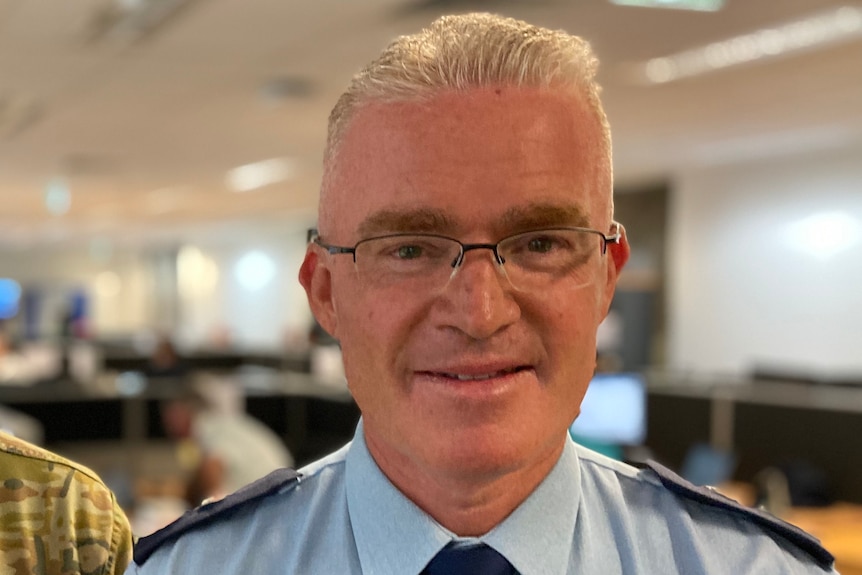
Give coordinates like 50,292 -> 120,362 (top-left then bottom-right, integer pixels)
129,12 -> 835,574
159,374 -> 293,507
0,430 -> 133,574
144,335 -> 187,379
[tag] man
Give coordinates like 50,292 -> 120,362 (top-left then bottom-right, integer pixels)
159,375 -> 294,507
128,13 -> 836,573
0,431 -> 133,574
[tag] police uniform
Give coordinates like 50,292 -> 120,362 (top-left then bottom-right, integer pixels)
129,421 -> 835,574
0,431 -> 133,575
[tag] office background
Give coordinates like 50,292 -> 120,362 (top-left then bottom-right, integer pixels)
1,0 -> 860,570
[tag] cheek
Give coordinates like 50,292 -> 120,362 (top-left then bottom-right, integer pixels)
544,287 -> 603,360
333,283 -> 419,370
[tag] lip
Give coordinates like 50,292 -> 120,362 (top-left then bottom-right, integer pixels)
418,364 -> 528,380
412,365 -> 536,400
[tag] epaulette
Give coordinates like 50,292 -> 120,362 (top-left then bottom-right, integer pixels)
645,460 -> 834,569
133,468 -> 301,565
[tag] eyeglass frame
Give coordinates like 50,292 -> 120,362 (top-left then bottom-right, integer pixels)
307,222 -> 622,271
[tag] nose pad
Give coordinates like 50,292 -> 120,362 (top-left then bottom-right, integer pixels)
446,247 -> 513,291
441,250 -> 520,339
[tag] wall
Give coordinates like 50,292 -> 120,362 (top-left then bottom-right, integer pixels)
0,247 -> 154,339
668,141 -> 862,377
174,228 -> 313,351
0,223 -> 315,352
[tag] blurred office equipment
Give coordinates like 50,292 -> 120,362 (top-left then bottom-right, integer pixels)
647,373 -> 862,503
0,404 -> 44,445
570,372 -> 647,460
679,442 -> 737,487
0,279 -> 21,320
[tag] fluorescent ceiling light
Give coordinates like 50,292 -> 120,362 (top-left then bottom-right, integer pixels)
226,158 -> 294,193
611,0 -> 723,11
640,6 -> 862,83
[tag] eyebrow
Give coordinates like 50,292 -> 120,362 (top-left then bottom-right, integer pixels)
357,208 -> 458,237
355,202 -> 591,239
498,203 -> 591,231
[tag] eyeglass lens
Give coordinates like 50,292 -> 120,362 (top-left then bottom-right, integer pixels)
352,229 -> 604,291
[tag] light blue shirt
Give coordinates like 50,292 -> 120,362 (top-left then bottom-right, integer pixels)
128,421 -> 835,574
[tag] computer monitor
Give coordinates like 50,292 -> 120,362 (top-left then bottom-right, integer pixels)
569,372 -> 647,447
0,279 -> 21,320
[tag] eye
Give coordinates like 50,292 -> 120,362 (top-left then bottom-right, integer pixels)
396,244 -> 423,260
527,236 -> 557,253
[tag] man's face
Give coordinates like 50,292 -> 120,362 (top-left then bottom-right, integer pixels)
301,87 -> 628,483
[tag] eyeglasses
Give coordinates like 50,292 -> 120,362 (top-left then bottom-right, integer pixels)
308,223 -> 621,292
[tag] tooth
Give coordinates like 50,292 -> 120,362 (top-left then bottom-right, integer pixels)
454,373 -> 496,381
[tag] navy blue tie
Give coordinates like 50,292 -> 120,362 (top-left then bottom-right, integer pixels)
422,542 -> 517,575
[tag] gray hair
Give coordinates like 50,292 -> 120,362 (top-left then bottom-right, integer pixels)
320,12 -> 612,226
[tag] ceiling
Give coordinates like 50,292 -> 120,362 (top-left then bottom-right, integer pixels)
1,0 -> 860,249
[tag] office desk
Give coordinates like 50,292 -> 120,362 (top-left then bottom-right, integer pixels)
716,483 -> 862,574
0,369 -> 358,464
646,374 -> 862,504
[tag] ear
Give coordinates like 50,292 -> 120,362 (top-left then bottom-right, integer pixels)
299,247 -> 339,338
601,225 -> 630,316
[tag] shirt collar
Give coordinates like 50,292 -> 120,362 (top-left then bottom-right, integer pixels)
346,421 -> 582,575
346,421 -> 449,575
482,436 -> 581,575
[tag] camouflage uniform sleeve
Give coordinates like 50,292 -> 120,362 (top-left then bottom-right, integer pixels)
0,431 -> 135,575
110,493 -> 134,575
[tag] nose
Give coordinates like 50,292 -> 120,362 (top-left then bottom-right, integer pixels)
439,249 -> 520,340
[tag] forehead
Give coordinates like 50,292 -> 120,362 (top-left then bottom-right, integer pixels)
324,87 -> 606,238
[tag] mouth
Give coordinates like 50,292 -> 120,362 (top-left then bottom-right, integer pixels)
420,365 -> 532,382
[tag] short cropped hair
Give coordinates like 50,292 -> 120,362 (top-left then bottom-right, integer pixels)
321,12 -> 613,226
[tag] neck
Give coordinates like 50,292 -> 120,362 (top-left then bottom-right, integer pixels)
365,433 -> 565,536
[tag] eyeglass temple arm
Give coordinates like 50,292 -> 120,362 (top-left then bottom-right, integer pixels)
599,222 -> 623,254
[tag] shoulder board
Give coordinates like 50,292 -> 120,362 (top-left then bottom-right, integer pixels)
134,467 -> 301,565
645,460 -> 834,569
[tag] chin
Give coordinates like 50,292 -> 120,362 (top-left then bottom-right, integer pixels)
421,425 -> 554,477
